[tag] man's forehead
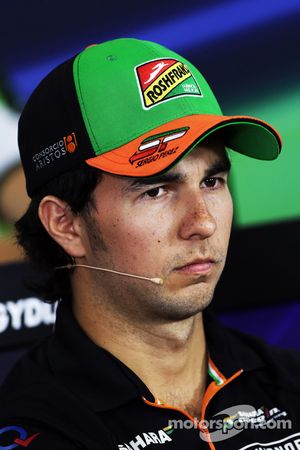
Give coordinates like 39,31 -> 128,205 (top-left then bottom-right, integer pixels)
122,145 -> 231,190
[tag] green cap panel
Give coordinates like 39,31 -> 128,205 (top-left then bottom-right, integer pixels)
73,38 -> 222,156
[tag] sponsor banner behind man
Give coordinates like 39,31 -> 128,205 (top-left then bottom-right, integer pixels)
0,262 -> 56,349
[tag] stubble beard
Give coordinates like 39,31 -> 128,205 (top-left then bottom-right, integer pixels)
81,209 -> 224,324
145,281 -> 217,323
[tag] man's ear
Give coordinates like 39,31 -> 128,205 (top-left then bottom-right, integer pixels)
38,195 -> 86,258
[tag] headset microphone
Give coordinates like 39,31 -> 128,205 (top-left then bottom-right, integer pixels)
55,263 -> 164,285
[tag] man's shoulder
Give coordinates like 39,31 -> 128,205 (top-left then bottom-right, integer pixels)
0,350 -> 72,447
0,342 -> 58,413
205,309 -> 300,391
0,347 -> 111,450
222,318 -> 300,390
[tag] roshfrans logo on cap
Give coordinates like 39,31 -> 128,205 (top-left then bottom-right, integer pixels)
129,127 -> 189,168
135,58 -> 202,109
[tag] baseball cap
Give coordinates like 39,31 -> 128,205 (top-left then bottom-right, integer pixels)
18,38 -> 282,197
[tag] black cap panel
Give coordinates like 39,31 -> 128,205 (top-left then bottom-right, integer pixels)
18,56 -> 95,197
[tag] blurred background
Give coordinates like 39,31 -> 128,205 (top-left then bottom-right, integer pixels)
0,0 -> 299,379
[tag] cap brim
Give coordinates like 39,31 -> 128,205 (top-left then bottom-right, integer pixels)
86,114 -> 282,177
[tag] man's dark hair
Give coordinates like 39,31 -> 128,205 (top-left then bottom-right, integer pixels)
15,164 -> 102,303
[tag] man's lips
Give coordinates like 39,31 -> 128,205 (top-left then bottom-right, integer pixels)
174,259 -> 215,274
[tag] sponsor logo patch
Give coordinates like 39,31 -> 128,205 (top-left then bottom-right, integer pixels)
135,58 -> 202,109
32,131 -> 78,172
129,127 -> 189,168
238,432 -> 300,450
118,425 -> 173,450
64,132 -> 78,153
0,426 -> 40,449
197,404 -> 291,443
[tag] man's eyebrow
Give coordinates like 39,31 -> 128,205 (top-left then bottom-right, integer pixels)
125,172 -> 186,190
125,154 -> 231,191
204,155 -> 231,178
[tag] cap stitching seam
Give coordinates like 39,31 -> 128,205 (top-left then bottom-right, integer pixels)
75,52 -> 100,152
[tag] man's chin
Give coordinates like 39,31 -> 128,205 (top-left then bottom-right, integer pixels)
151,289 -> 215,322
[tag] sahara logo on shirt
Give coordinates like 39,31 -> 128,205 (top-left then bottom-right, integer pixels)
135,58 -> 202,109
118,425 -> 173,449
0,426 -> 40,449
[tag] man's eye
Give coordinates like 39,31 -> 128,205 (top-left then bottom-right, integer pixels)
203,177 -> 224,189
143,187 -> 164,198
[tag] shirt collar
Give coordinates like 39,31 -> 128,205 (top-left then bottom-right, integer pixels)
48,300 -> 265,412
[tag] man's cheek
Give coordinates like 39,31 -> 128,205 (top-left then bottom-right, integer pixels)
117,235 -> 161,267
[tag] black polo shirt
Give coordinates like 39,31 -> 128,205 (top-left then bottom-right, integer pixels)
0,299 -> 300,450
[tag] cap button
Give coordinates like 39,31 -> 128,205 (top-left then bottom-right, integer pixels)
107,55 -> 117,61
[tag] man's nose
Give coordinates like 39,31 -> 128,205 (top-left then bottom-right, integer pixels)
178,190 -> 217,240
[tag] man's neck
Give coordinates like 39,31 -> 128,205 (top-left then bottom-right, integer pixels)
73,294 -> 207,419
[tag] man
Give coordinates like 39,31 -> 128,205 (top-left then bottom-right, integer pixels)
0,38 -> 299,450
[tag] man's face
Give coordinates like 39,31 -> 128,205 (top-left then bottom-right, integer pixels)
79,136 -> 233,322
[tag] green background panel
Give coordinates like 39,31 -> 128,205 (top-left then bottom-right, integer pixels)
228,87 -> 300,227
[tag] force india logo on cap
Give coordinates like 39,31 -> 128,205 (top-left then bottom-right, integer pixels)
129,127 -> 189,168
135,58 -> 202,109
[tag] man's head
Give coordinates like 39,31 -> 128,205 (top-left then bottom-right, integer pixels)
36,133 -> 232,321
16,38 -> 282,308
